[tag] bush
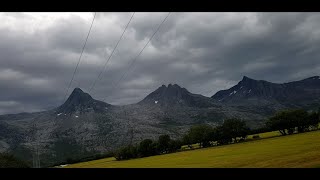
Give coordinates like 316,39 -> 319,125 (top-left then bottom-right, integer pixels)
0,153 -> 30,168
115,145 -> 138,160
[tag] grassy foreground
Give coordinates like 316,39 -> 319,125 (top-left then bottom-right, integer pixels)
66,130 -> 320,168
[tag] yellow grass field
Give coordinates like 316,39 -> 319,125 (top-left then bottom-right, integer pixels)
65,130 -> 320,168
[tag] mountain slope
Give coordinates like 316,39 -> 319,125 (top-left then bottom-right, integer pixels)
138,84 -> 216,108
1,76 -> 320,167
212,76 -> 320,109
57,88 -> 112,114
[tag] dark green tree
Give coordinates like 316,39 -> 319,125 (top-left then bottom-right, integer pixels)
187,124 -> 213,148
267,110 -> 292,135
138,139 -> 157,157
267,109 -> 311,134
182,134 -> 192,149
0,153 -> 30,168
158,135 -> 171,153
115,145 -> 138,160
290,109 -> 309,133
220,118 -> 250,143
308,111 -> 320,130
215,125 -> 232,145
168,139 -> 182,153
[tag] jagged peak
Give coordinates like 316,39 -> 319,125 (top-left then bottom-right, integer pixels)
72,87 -> 84,93
68,87 -> 92,99
57,87 -> 110,114
242,76 -> 255,81
60,87 -> 95,109
157,83 -> 183,90
166,83 -> 181,88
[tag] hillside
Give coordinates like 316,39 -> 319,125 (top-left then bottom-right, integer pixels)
0,76 -> 320,167
66,130 -> 320,168
212,76 -> 320,107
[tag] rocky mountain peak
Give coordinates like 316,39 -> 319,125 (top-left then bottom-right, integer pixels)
138,84 -> 215,108
67,88 -> 93,103
57,88 -> 110,114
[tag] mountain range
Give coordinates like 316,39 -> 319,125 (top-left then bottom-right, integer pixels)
0,75 -> 320,166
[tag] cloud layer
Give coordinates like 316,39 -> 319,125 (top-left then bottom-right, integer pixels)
0,12 -> 320,114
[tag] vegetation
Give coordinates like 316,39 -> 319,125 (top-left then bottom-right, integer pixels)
0,153 -> 30,168
66,130 -> 320,168
115,136 -> 182,160
115,118 -> 249,160
266,109 -> 320,135
63,107 -> 320,166
52,151 -> 114,166
182,118 -> 250,147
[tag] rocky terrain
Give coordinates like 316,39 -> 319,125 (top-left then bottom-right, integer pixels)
0,76 -> 319,166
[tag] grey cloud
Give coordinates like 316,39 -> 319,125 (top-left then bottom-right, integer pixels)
0,12 -> 320,114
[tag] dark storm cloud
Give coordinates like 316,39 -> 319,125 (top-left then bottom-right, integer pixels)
0,12 -> 320,114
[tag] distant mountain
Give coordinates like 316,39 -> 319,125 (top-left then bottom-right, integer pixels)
212,76 -> 320,110
1,75 -> 320,167
57,88 -> 112,114
138,84 -> 215,108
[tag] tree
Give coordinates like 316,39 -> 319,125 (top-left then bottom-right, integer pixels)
187,124 -> 213,148
207,127 -> 219,146
289,109 -> 309,133
267,109 -> 312,135
267,110 -> 293,135
0,153 -> 30,168
158,135 -> 171,153
168,139 -> 182,153
308,112 -> 320,130
138,139 -> 157,157
215,125 -> 232,145
182,134 -> 192,149
115,145 -> 138,160
220,118 -> 250,143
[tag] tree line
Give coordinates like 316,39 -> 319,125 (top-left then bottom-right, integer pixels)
0,153 -> 30,168
115,108 -> 320,161
115,118 -> 251,160
266,109 -> 320,135
1,108 -> 318,167
115,134 -> 182,160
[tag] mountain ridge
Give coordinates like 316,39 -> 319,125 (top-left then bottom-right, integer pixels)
1,75 -> 320,167
138,83 -> 216,108
211,75 -> 320,107
56,87 -> 112,114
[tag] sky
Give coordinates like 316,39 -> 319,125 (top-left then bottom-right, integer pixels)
0,12 -> 320,114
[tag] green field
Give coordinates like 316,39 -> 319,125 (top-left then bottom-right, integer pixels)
65,130 -> 320,168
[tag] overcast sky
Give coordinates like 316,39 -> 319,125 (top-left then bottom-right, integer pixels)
0,12 -> 320,114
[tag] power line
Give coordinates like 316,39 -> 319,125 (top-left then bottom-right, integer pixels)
88,12 -> 135,94
29,13 -> 97,168
102,12 -> 171,102
62,12 -> 96,103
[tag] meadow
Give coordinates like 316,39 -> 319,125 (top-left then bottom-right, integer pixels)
66,130 -> 320,168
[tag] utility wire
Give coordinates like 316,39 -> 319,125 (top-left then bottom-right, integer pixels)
30,13 -> 96,168
62,12 -> 96,103
89,12 -> 135,94
102,12 -> 170,102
